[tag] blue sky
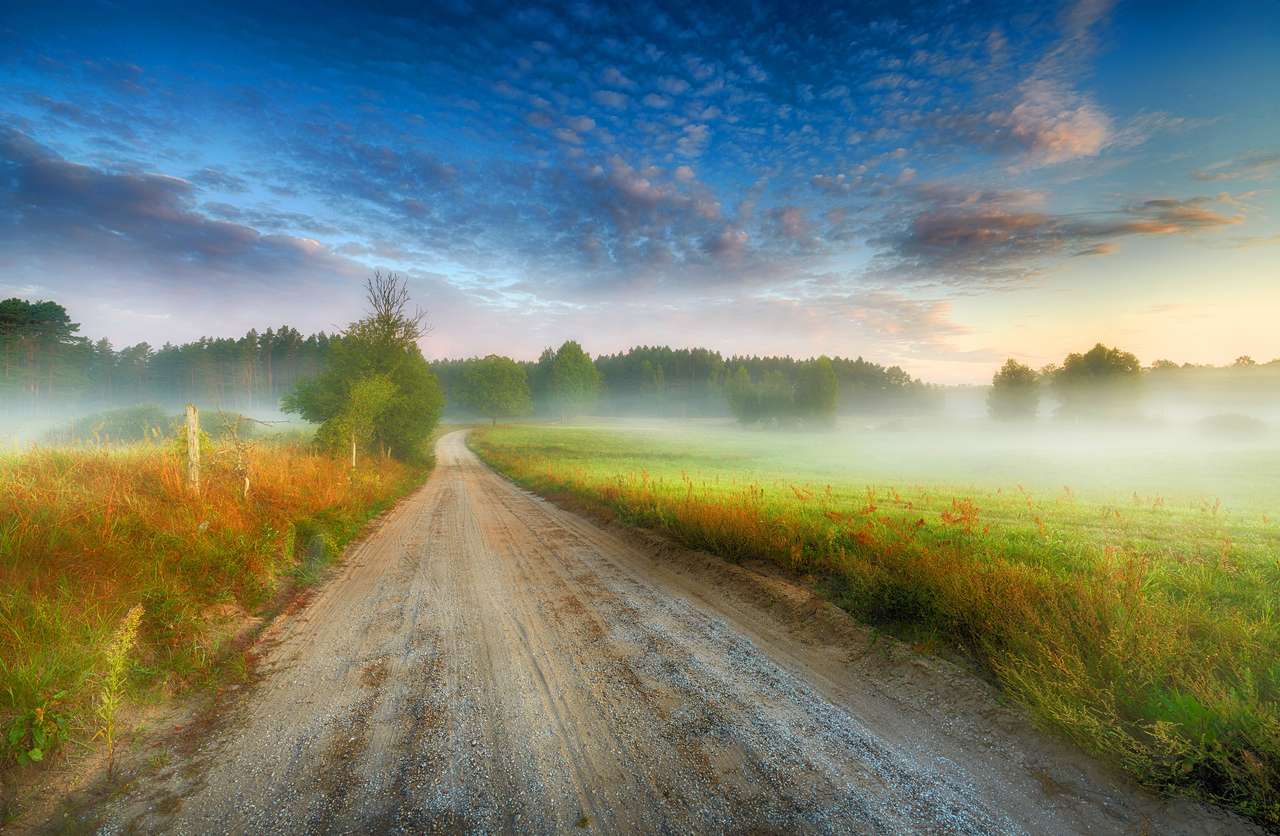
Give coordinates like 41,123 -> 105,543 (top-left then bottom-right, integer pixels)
1,0 -> 1277,382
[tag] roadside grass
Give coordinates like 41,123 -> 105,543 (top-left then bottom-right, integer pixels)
471,424 -> 1280,825
0,438 -> 427,776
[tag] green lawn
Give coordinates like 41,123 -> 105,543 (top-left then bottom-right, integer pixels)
471,421 -> 1280,825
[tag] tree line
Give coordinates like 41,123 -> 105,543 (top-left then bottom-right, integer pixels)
988,345 -> 1280,421
4,293 -> 937,426
1,297 -> 332,412
435,346 -> 937,421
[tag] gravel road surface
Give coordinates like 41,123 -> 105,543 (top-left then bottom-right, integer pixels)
78,430 -> 1253,834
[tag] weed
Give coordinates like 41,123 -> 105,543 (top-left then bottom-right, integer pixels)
95,604 -> 143,772
5,692 -> 69,766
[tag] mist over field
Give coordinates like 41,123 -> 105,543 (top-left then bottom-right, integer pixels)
558,415 -> 1279,509
5,324 -> 1278,511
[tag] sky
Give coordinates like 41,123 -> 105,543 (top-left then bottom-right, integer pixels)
1,0 -> 1277,383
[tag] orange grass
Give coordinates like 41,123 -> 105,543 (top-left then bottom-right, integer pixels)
0,441 -> 424,766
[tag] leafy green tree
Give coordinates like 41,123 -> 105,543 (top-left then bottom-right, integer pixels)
546,340 -> 601,419
527,347 -> 556,416
317,374 -> 396,467
1052,343 -> 1142,418
461,354 -> 532,425
987,359 -> 1040,421
795,356 -> 838,425
285,272 -> 444,460
0,297 -> 85,400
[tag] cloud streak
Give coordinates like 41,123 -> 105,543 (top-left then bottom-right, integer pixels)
873,186 -> 1244,285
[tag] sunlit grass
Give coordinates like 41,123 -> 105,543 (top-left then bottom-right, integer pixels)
0,439 -> 425,768
472,423 -> 1280,825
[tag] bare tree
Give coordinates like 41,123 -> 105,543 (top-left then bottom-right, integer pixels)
365,270 -> 430,345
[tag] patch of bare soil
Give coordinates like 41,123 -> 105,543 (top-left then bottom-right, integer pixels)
25,430 -> 1259,834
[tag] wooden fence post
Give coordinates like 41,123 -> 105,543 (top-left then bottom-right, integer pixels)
186,404 -> 200,493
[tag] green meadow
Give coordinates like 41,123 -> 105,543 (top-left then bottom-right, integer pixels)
472,421 -> 1280,825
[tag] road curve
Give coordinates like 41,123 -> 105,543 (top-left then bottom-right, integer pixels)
85,430 -> 1251,834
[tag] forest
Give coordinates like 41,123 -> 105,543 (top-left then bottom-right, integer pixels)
1,297 -> 937,421
0,298 -> 331,413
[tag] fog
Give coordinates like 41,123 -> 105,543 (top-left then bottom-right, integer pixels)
0,401 -> 307,450
557,379 -> 1280,513
6,373 -> 1279,513
550,416 -> 1274,513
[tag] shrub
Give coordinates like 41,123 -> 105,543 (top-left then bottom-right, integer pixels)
44,405 -> 171,446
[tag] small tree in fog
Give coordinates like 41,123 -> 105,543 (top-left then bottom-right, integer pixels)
548,340 -> 601,420
987,359 -> 1039,421
1052,343 -> 1142,418
285,271 -> 444,460
461,354 -> 532,425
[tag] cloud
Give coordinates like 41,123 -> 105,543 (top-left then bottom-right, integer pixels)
684,55 -> 716,82
656,76 -> 689,95
1008,80 -> 1111,165
189,166 -> 250,193
676,123 -> 710,157
927,0 -> 1119,167
810,173 -> 858,195
770,205 -> 809,239
875,186 -> 1244,284
1005,0 -> 1116,166
840,290 -> 969,347
0,127 -> 359,286
553,127 -> 583,144
1193,151 -> 1280,182
600,66 -> 637,89
591,89 -> 629,109
1072,242 -> 1117,257
704,225 -> 748,261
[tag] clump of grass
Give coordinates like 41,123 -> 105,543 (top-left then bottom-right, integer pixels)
0,439 -> 425,770
472,425 -> 1280,826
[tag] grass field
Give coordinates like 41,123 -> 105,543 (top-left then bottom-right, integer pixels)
471,421 -> 1280,824
0,438 -> 426,777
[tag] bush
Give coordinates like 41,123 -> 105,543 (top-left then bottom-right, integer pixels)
44,405 -> 171,446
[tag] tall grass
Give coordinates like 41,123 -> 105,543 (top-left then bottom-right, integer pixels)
0,440 -> 424,770
472,425 -> 1280,825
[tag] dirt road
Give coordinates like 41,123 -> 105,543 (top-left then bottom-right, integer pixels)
80,430 -> 1250,834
